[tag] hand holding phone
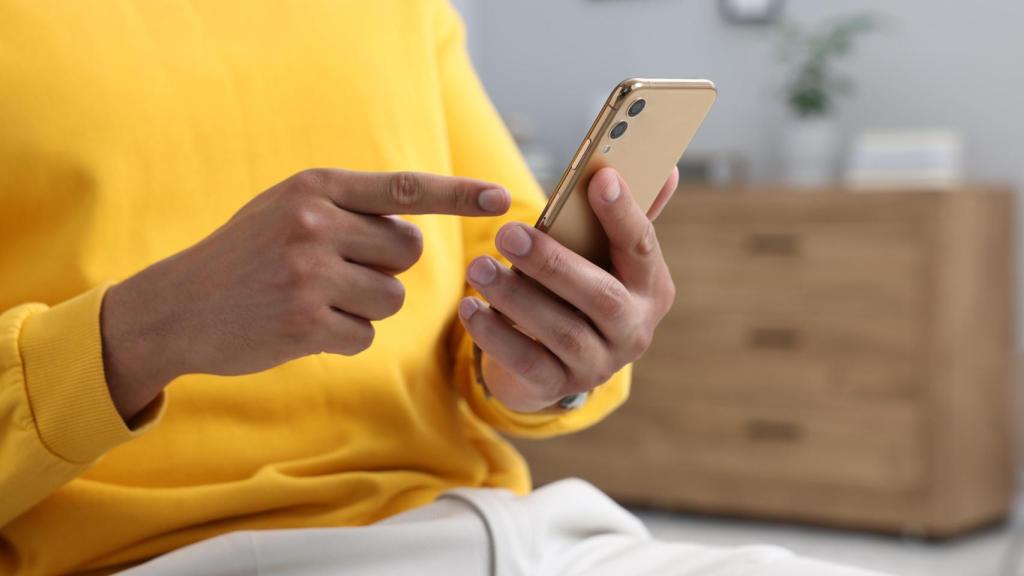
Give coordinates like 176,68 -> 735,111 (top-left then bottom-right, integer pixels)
458,79 -> 715,413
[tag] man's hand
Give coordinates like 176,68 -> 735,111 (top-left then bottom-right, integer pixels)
458,167 -> 678,413
102,169 -> 510,421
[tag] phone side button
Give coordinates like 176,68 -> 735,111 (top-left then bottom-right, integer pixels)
542,170 -> 576,228
570,138 -> 592,170
539,199 -> 558,229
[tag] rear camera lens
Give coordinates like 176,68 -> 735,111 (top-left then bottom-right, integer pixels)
610,121 -> 628,139
627,99 -> 646,117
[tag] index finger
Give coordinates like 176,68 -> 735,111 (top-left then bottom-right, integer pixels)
314,169 -> 511,216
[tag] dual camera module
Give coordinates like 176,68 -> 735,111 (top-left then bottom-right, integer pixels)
610,98 -> 645,140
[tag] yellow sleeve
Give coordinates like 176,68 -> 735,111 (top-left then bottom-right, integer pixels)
0,285 -> 164,527
433,0 -> 630,438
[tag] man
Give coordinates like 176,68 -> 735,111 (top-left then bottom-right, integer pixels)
0,1 -> 888,574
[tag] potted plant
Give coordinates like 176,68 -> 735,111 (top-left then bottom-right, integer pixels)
778,14 -> 877,187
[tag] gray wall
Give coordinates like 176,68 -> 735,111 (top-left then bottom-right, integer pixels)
449,0 -> 483,66
458,0 -> 1024,334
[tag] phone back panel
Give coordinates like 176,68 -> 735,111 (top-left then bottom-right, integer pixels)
536,79 -> 716,267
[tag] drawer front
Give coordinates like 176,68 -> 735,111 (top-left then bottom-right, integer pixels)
661,220 -> 927,317
656,306 -> 920,358
562,398 -> 927,493
652,217 -> 929,384
635,352 -> 921,403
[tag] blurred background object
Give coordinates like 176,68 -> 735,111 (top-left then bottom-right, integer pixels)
505,114 -> 562,192
678,151 -> 750,188
452,1 -> 1023,574
844,130 -> 965,190
717,0 -> 785,26
777,14 -> 878,187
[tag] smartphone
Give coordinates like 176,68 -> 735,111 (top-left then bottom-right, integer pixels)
536,78 -> 716,267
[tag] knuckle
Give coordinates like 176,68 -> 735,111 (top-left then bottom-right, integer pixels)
450,185 -> 474,213
354,322 -> 376,353
593,277 -> 629,319
595,367 -> 615,387
629,327 -> 654,358
512,352 -> 547,384
634,220 -> 658,255
553,319 -> 588,357
380,278 -> 406,317
291,168 -> 327,192
538,246 -> 566,279
387,172 -> 422,208
395,221 -> 424,267
285,201 -> 328,240
342,321 -> 376,355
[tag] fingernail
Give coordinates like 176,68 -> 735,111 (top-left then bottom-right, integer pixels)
459,298 -> 481,320
500,224 -> 532,257
601,175 -> 621,203
478,188 -> 508,213
468,257 -> 498,286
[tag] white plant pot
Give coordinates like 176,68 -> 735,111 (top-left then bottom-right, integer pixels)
781,116 -> 840,188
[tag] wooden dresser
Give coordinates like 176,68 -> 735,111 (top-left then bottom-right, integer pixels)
514,187 -> 1016,536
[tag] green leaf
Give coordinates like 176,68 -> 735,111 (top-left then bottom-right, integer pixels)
776,13 -> 881,116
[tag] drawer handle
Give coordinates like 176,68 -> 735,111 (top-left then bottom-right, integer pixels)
745,233 -> 801,256
745,419 -> 803,443
748,327 -> 801,350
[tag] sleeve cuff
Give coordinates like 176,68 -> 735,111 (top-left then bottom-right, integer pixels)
19,284 -> 165,464
455,334 -> 631,439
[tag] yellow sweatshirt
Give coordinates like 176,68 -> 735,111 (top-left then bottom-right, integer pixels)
0,2 -> 629,574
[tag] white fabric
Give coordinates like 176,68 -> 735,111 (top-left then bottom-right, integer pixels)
119,478 -> 890,576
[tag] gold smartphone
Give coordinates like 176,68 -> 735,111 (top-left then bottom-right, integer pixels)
536,78 -> 716,267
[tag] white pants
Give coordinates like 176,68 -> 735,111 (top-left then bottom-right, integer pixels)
119,479 -> 889,576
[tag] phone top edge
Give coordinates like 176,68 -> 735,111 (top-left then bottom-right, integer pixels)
606,78 -> 716,109
543,78 -> 716,228
541,77 -> 717,231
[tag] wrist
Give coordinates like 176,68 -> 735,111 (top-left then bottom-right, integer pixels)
477,348 -> 587,414
101,270 -> 185,421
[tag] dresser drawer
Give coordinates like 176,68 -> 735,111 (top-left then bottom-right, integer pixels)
587,399 -> 927,492
660,220 -> 927,316
656,305 -> 921,358
634,352 -> 921,404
